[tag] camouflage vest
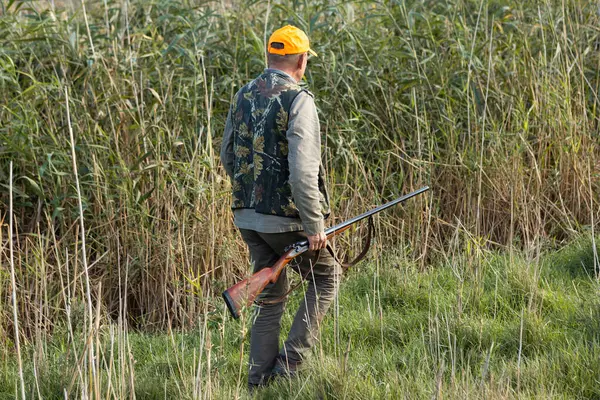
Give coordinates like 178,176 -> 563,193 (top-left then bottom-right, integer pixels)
230,71 -> 330,219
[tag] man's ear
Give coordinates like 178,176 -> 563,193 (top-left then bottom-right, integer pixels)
297,53 -> 307,69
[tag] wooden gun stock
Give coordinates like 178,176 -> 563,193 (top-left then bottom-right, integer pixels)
222,227 -> 351,319
222,249 -> 294,319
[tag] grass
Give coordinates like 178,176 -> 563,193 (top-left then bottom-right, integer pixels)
1,237 -> 599,399
1,0 -> 598,329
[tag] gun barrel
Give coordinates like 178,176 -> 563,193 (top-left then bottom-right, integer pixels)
295,186 -> 430,247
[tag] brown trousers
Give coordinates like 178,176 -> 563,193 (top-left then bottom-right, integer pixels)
239,229 -> 341,385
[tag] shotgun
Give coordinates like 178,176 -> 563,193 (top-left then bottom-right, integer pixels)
222,186 -> 430,319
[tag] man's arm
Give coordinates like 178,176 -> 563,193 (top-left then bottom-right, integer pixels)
287,91 -> 325,238
220,105 -> 235,180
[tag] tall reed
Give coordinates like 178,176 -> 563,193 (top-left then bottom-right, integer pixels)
0,2 -> 598,391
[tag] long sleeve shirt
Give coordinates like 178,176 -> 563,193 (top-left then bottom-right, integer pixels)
220,69 -> 325,236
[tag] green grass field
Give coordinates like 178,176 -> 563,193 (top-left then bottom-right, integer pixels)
2,236 -> 598,399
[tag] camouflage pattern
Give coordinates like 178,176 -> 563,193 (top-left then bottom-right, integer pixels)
231,71 -> 330,218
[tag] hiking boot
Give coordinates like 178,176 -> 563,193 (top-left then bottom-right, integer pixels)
271,355 -> 302,378
248,373 -> 273,394
248,379 -> 271,394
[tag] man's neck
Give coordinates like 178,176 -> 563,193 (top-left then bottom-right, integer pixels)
267,66 -> 300,82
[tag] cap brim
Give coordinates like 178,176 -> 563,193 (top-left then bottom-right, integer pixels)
308,48 -> 318,57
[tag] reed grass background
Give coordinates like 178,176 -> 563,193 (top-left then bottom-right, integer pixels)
1,0 -> 599,398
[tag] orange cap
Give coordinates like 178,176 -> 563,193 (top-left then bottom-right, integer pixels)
268,25 -> 317,57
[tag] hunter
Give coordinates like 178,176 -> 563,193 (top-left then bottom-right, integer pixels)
220,25 -> 340,390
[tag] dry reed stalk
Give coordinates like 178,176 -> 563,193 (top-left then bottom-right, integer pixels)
516,308 -> 524,392
9,161 -> 26,400
589,160 -> 599,279
80,0 -> 96,58
65,86 -> 98,397
55,240 -> 85,394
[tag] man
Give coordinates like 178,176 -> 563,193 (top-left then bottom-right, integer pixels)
220,25 -> 340,390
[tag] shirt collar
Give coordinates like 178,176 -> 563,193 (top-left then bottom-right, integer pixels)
264,68 -> 296,83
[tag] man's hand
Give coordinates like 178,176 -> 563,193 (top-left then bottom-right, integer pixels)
307,231 -> 328,251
